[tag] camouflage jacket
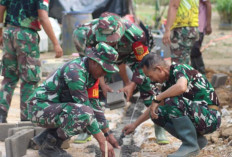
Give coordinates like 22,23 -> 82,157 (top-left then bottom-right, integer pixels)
0,0 -> 48,31
29,57 -> 109,129
162,63 -> 220,106
73,18 -> 147,65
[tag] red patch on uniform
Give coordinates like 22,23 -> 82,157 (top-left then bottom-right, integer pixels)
87,79 -> 99,99
132,41 -> 149,61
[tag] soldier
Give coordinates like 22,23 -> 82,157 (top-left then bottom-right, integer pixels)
27,43 -> 119,157
162,0 -> 199,64
123,53 -> 221,157
0,0 -> 63,122
73,12 -> 169,144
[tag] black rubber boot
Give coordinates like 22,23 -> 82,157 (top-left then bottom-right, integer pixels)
164,122 -> 208,149
33,129 -> 58,146
0,109 -> 7,123
167,116 -> 200,157
38,133 -> 72,157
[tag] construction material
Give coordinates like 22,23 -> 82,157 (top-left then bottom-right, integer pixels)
211,73 -> 228,88
107,81 -> 126,110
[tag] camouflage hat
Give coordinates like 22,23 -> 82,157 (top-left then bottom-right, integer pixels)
95,12 -> 125,43
86,42 -> 119,73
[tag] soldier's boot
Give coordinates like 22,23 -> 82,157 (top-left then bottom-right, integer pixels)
33,129 -> 58,146
167,116 -> 200,157
73,133 -> 92,144
0,109 -> 7,123
154,124 -> 169,145
164,122 -> 208,149
39,133 -> 72,157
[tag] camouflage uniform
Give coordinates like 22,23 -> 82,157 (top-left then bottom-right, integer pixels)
73,12 -> 155,106
169,0 -> 199,65
170,27 -> 199,65
152,63 -> 221,135
27,43 -> 119,139
0,0 -> 48,120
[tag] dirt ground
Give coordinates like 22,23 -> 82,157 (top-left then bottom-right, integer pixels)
0,9 -> 232,157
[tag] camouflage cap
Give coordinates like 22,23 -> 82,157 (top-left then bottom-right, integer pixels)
95,12 -> 125,43
86,42 -> 119,73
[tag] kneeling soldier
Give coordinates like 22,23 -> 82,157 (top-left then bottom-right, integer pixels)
27,43 -> 119,157
123,53 -> 221,157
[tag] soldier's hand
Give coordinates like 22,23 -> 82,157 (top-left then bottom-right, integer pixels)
106,134 -> 120,148
99,141 -> 115,157
162,30 -> 171,46
205,24 -> 212,35
122,123 -> 136,135
118,82 -> 136,102
150,102 -> 159,119
54,44 -> 63,58
101,83 -> 113,98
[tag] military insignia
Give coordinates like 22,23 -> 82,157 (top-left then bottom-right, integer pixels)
135,46 -> 144,55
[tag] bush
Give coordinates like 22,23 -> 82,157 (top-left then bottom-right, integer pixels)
216,0 -> 232,23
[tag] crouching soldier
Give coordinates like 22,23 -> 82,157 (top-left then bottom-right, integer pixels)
123,53 -> 221,157
27,42 -> 120,157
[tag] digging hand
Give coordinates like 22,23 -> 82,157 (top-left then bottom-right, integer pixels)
107,134 -> 120,148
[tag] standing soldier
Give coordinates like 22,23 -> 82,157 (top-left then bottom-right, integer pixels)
28,43 -> 119,157
73,12 -> 169,144
162,0 -> 199,64
0,0 -> 63,122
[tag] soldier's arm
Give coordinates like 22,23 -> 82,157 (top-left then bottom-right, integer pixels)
38,9 -> 63,58
65,67 -> 109,130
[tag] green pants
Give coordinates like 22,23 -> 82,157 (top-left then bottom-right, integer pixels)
0,26 -> 41,120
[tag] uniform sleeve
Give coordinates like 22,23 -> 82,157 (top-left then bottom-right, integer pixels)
73,26 -> 89,54
0,0 -> 8,6
172,65 -> 190,84
65,65 -> 109,130
37,0 -> 49,11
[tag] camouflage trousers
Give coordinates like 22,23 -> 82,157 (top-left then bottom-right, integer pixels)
152,96 -> 221,135
0,26 -> 41,120
170,27 -> 199,65
28,100 -> 100,140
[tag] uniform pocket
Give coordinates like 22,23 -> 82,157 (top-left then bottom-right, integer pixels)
20,56 -> 41,84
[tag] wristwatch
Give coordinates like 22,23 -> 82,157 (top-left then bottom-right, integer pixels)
152,95 -> 161,103
104,130 -> 113,137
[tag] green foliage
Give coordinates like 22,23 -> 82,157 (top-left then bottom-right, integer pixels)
216,0 -> 232,23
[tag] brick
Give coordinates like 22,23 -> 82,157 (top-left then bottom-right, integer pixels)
0,123 -> 16,141
17,121 -> 35,127
107,81 -> 125,110
8,126 -> 34,137
5,137 -> 13,157
6,129 -> 34,157
211,73 -> 228,88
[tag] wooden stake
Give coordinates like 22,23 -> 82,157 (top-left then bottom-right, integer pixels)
105,141 -> 108,157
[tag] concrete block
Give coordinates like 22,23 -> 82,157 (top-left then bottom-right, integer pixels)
17,121 -> 35,127
107,81 -> 125,110
5,137 -> 13,157
8,126 -> 34,137
211,73 -> 228,88
41,59 -> 66,77
0,123 -> 16,141
0,151 -> 2,157
6,129 -> 34,157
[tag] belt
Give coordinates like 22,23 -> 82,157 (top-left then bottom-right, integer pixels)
208,105 -> 220,111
